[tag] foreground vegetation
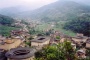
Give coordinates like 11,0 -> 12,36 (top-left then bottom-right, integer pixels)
35,40 -> 90,60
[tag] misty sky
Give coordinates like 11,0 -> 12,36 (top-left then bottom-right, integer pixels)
0,0 -> 58,11
0,0 -> 90,11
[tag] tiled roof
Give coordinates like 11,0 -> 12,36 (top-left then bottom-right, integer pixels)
31,36 -> 50,43
72,36 -> 88,39
5,47 -> 36,59
86,38 -> 90,43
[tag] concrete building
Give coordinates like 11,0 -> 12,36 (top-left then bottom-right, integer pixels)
31,36 -> 50,47
5,47 -> 36,60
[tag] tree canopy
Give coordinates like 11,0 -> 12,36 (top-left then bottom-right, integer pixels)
0,15 -> 15,25
35,40 -> 76,60
63,14 -> 90,36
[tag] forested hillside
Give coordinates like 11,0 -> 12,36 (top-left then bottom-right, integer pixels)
0,14 -> 17,36
17,1 -> 90,22
63,14 -> 90,36
0,14 -> 15,25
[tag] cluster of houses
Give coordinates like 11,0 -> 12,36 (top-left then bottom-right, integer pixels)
50,31 -> 90,59
0,29 -> 31,60
0,29 -> 90,60
0,29 -> 51,60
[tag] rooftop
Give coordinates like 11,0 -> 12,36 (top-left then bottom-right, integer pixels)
86,37 -> 90,43
72,36 -> 88,39
5,47 -> 36,59
31,36 -> 50,43
77,49 -> 85,54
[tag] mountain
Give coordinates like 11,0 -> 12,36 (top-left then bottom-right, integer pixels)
17,1 -> 90,22
0,6 -> 24,16
0,14 -> 16,36
0,14 -> 15,25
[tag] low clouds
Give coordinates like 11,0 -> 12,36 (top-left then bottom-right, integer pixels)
0,0 -> 58,10
0,0 -> 89,11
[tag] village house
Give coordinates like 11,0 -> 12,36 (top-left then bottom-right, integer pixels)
60,34 -> 72,43
49,31 -> 62,44
50,34 -> 57,44
0,35 -> 6,44
11,29 -> 25,36
50,31 -> 72,44
0,38 -> 22,50
53,31 -> 60,37
71,43 -> 76,50
5,47 -> 36,60
72,33 -> 88,47
11,20 -> 24,28
31,36 -> 50,47
11,29 -> 30,41
86,37 -> 90,48
76,48 -> 86,59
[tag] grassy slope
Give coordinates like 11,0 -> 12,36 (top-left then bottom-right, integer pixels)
54,25 -> 76,37
35,22 -> 76,37
35,23 -> 50,31
54,21 -> 76,36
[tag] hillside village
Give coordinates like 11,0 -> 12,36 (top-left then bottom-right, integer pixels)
0,20 -> 90,60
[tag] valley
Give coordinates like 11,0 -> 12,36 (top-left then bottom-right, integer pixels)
0,0 -> 90,60
35,22 -> 76,37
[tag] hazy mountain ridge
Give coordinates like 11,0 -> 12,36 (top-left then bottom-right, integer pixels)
0,14 -> 15,25
0,6 -> 30,17
16,1 -> 90,21
0,6 -> 25,16
0,1 -> 90,22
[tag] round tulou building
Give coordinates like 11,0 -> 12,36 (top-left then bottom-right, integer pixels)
5,47 -> 36,60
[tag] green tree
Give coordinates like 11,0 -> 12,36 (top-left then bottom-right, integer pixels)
56,36 -> 60,39
0,15 -> 15,25
35,40 -> 76,60
63,14 -> 90,36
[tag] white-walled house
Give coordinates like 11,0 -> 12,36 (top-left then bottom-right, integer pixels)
31,36 -> 50,47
